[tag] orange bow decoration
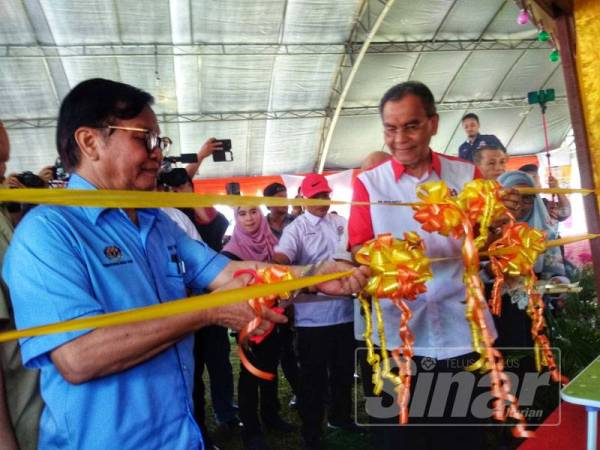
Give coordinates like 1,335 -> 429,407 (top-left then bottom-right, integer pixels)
235,266 -> 293,381
488,223 -> 568,386
413,179 -> 506,248
413,181 -> 464,238
355,233 -> 432,424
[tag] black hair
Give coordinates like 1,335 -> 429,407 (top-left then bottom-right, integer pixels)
379,81 -> 437,117
518,164 -> 539,174
473,145 -> 506,164
56,78 -> 154,171
462,113 -> 479,123
263,182 -> 287,197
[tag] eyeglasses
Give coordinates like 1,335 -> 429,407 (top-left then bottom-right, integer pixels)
106,126 -> 172,154
384,120 -> 429,137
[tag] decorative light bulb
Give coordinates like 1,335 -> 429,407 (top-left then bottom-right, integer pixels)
538,30 -> 550,42
517,9 -> 530,25
549,49 -> 560,62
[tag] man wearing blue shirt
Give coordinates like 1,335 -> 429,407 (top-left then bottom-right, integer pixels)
2,78 -> 369,450
458,113 -> 505,162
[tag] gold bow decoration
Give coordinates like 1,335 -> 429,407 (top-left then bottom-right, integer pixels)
355,233 -> 432,424
457,179 -> 507,249
235,266 -> 294,381
488,223 -> 568,385
487,223 -> 546,315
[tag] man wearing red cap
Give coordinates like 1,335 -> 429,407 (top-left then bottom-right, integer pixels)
273,174 -> 357,450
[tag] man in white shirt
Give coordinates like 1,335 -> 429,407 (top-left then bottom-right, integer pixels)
349,81 -> 520,450
273,174 -> 356,450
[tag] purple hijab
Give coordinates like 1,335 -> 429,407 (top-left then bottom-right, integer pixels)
222,208 -> 279,262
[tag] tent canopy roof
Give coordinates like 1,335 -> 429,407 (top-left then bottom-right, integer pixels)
0,0 -> 569,177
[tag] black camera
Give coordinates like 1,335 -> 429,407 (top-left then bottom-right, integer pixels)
160,153 -> 198,174
212,139 -> 233,162
15,171 -> 46,188
160,153 -> 198,172
158,154 -> 198,189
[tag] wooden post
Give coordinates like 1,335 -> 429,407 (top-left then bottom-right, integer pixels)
555,12 -> 600,298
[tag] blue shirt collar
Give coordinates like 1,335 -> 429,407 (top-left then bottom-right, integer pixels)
67,173 -> 158,225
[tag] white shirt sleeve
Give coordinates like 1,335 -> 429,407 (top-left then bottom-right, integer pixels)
161,208 -> 203,242
274,221 -> 300,263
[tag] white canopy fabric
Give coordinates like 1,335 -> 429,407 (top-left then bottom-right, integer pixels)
0,0 -> 570,177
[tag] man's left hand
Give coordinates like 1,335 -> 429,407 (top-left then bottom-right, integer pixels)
314,260 -> 371,296
197,138 -> 223,161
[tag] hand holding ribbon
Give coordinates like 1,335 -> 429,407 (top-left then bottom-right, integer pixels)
234,266 -> 294,381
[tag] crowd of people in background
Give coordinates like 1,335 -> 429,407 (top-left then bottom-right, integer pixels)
0,78 -> 574,450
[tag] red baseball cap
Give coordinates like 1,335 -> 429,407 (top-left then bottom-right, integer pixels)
300,173 -> 332,198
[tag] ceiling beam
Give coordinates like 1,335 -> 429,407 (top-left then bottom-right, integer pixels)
3,97 -> 568,130
0,38 -> 547,59
20,0 -> 71,101
315,0 -> 397,173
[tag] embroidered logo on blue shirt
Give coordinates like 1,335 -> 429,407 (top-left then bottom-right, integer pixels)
102,245 -> 132,266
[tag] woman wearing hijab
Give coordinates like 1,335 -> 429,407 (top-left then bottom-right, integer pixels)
490,171 -> 568,382
222,207 -> 295,450
497,170 -> 567,279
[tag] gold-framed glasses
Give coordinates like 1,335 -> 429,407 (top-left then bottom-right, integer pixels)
106,126 -> 172,154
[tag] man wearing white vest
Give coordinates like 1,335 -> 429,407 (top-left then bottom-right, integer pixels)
348,81 -> 519,450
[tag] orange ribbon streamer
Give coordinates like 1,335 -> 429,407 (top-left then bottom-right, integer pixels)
487,222 -> 568,386
355,233 -> 432,424
235,266 -> 293,381
413,180 -> 532,437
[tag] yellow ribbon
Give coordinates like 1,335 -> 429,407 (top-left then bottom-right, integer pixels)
0,271 -> 351,343
355,233 -> 432,424
0,185 -> 593,209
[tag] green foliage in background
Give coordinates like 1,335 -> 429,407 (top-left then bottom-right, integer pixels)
548,264 -> 600,378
